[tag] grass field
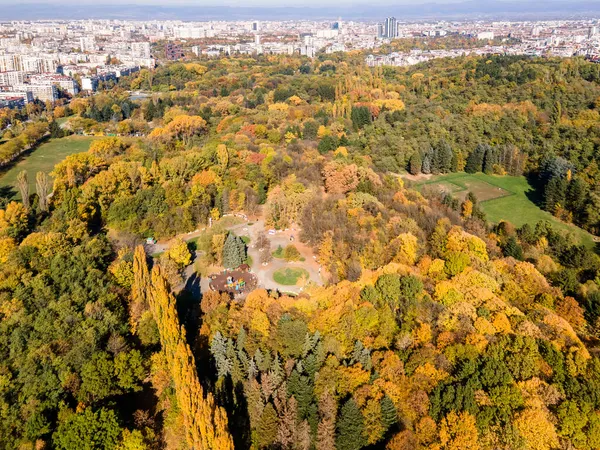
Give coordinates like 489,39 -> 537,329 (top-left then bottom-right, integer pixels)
0,136 -> 97,199
273,267 -> 309,286
415,172 -> 596,248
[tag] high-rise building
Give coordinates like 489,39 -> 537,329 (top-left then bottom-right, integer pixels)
252,21 -> 260,32
383,17 -> 398,39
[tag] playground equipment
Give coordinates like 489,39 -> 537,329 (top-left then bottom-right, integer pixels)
225,275 -> 247,292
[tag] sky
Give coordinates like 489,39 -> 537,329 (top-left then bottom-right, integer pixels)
0,0 -> 481,5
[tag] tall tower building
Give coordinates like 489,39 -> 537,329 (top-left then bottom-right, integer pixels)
384,17 -> 398,39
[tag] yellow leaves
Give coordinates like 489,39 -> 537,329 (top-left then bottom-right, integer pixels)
0,202 -> 27,235
165,238 -> 192,268
337,364 -> 371,397
413,322 -> 432,345
216,144 -> 229,170
284,131 -> 296,144
392,233 -> 418,266
89,137 -> 125,159
268,102 -> 289,112
334,146 -> 349,157
434,281 -> 464,306
192,170 -> 220,187
374,98 -> 405,112
445,226 -> 488,262
466,333 -> 488,352
165,115 -> 207,142
461,200 -> 473,218
148,266 -> 234,449
250,311 -> 271,338
492,312 -> 512,334
0,237 -> 16,263
514,407 -> 559,450
438,411 -> 480,450
474,316 -> 496,335
413,363 -> 448,393
20,232 -> 69,258
183,63 -> 207,74
287,95 -> 304,106
317,125 -> 330,138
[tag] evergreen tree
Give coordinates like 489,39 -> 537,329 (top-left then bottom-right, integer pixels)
566,177 -> 589,222
351,106 -> 371,130
482,146 -> 499,174
434,140 -> 453,173
503,236 -> 524,260
318,135 -> 338,154
336,399 -> 366,450
544,176 -> 567,213
144,101 -> 155,121
421,151 -> 432,174
222,233 -> 245,269
465,144 -> 487,173
380,395 -> 397,430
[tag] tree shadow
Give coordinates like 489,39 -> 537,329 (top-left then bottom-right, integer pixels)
0,185 -> 16,208
524,172 -> 544,207
177,272 -> 201,345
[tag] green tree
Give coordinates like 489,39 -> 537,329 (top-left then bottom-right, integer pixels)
54,408 -> 121,450
222,233 -> 246,268
336,399 -> 367,450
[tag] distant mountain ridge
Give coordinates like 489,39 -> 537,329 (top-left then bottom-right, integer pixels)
3,1 -> 600,21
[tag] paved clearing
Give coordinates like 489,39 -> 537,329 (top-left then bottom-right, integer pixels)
149,216 -> 323,296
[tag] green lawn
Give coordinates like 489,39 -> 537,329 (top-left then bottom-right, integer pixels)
273,267 -> 309,286
415,173 -> 596,248
0,136 -> 97,199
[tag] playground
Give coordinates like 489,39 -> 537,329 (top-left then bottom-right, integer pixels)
208,266 -> 258,295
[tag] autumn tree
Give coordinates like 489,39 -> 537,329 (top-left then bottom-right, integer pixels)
36,171 -> 50,212
149,264 -> 234,450
16,170 -> 29,209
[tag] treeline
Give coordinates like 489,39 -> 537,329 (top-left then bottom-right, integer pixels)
0,120 -> 48,165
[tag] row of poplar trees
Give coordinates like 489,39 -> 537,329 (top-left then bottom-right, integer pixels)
132,245 -> 234,449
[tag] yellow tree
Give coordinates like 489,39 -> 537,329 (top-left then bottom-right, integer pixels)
166,238 -> 192,268
438,411 -> 480,450
131,245 -> 150,331
149,265 -> 234,450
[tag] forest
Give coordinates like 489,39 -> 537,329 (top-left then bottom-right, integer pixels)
0,50 -> 600,450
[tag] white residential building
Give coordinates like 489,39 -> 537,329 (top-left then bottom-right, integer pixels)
0,71 -> 25,86
131,41 -> 151,59
30,74 -> 79,96
13,83 -> 57,102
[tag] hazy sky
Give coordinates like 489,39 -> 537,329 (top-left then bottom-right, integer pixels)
0,0 -> 477,5
0,0 -> 586,9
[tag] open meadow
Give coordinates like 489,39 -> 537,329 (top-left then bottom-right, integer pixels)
0,135 -> 97,199
414,172 -> 596,248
